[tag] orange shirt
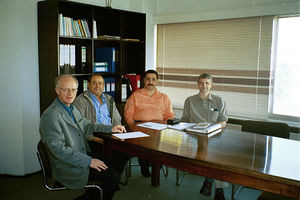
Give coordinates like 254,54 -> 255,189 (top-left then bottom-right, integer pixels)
124,88 -> 174,128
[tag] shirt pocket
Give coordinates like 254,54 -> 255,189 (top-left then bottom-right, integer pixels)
209,108 -> 219,122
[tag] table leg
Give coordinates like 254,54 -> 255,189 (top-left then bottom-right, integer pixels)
151,163 -> 160,186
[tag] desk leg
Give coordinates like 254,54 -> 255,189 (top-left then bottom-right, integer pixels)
151,163 -> 160,186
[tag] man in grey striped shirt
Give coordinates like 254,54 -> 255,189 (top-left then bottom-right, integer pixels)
181,73 -> 228,200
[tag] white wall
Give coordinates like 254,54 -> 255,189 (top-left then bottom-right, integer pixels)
0,0 -> 155,175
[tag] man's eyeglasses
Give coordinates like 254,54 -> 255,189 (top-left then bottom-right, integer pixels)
58,88 -> 78,93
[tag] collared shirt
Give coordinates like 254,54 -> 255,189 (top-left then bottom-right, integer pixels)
181,93 -> 228,123
124,88 -> 174,127
89,92 -> 112,125
57,98 -> 76,123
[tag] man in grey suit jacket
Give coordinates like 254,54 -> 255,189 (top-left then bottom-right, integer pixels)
40,75 -> 126,200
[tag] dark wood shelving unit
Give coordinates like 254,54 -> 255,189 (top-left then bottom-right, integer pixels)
38,0 -> 145,114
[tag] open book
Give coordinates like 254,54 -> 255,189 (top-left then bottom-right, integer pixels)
185,123 -> 222,137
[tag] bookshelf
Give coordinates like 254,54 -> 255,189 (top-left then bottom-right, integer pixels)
38,0 -> 146,114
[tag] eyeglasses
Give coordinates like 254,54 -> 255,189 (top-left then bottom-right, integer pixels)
58,88 -> 78,93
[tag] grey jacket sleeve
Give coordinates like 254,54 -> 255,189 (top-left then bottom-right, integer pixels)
111,99 -> 122,125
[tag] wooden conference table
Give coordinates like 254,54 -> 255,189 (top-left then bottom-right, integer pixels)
96,124 -> 300,199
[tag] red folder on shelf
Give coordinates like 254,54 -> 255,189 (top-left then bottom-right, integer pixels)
123,74 -> 140,91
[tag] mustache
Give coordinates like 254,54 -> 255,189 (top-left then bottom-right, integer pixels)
147,84 -> 154,86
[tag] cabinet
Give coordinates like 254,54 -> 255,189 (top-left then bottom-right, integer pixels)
38,0 -> 145,114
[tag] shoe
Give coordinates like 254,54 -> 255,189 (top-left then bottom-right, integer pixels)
140,165 -> 151,177
200,180 -> 212,196
214,189 -> 226,200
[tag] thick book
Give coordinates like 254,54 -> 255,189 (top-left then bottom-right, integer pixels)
185,123 -> 222,137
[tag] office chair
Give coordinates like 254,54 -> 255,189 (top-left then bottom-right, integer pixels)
232,120 -> 291,200
37,140 -> 103,200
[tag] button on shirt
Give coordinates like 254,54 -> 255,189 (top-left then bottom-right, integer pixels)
89,92 -> 112,125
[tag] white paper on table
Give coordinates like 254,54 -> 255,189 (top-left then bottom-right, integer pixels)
137,122 -> 168,130
113,131 -> 149,139
168,122 -> 196,130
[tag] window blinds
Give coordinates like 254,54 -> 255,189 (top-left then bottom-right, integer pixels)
157,16 -> 273,120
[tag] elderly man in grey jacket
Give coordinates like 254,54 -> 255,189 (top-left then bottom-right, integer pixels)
40,75 -> 126,200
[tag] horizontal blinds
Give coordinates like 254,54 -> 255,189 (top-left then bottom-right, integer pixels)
157,16 -> 273,120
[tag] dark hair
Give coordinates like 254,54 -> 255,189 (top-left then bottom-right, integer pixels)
88,74 -> 104,83
197,73 -> 213,83
144,70 -> 159,79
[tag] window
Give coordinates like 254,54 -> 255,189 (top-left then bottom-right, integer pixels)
270,16 -> 300,122
157,16 -> 273,120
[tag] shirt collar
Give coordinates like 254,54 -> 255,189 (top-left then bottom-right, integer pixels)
88,91 -> 107,104
57,98 -> 74,113
198,92 -> 212,101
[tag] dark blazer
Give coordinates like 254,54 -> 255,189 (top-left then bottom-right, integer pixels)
39,98 -> 113,189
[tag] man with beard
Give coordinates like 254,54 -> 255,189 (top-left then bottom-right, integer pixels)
124,69 -> 174,177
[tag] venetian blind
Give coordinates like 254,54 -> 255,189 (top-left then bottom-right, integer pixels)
157,16 -> 274,120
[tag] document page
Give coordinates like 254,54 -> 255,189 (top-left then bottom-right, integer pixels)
137,122 -> 168,130
168,122 -> 196,130
113,131 -> 149,139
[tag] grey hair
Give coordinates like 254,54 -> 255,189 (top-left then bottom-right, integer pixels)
54,75 -> 79,88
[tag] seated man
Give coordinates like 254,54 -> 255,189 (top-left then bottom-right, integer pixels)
40,75 -> 126,200
73,75 -> 128,176
124,69 -> 174,177
181,73 -> 228,200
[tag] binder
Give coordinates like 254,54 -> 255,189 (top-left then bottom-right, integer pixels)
59,44 -> 65,74
81,46 -> 86,73
123,74 -> 140,91
69,45 -> 76,74
110,77 -> 116,98
95,47 -> 116,73
94,62 -> 108,72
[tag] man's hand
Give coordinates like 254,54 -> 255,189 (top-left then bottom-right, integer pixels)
112,125 -> 126,133
90,158 -> 108,172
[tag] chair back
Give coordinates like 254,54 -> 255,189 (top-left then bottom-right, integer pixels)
241,120 -> 290,139
37,140 -> 52,177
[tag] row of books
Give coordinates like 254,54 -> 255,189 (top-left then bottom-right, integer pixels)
59,44 -> 86,74
59,14 -> 91,38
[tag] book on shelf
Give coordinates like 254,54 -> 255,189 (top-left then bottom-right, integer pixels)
58,14 -> 91,38
83,80 -> 88,91
95,47 -> 116,73
93,20 -> 97,39
81,46 -> 86,73
103,77 -> 116,98
59,44 -> 76,74
121,38 -> 140,42
185,123 -> 222,137
94,62 -> 108,72
97,35 -> 121,40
